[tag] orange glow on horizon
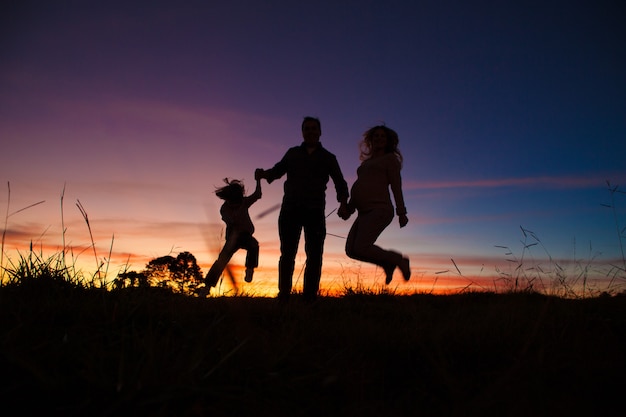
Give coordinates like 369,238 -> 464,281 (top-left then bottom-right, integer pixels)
2,213 -> 619,298
1,238 -> 497,296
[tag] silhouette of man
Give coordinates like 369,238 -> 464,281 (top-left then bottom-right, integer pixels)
256,117 -> 349,301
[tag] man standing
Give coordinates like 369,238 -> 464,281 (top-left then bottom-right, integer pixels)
256,117 -> 349,301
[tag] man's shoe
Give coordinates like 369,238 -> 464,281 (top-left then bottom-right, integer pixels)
384,263 -> 395,285
244,268 -> 254,283
399,257 -> 411,281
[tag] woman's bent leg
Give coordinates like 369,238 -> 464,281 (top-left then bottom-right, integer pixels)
345,207 -> 401,267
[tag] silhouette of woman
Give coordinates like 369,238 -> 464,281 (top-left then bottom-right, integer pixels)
341,125 -> 411,284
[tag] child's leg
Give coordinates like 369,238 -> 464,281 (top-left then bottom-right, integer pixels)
241,234 -> 259,269
240,234 -> 259,283
206,233 -> 240,287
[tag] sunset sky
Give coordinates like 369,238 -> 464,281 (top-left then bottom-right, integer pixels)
2,0 -> 625,296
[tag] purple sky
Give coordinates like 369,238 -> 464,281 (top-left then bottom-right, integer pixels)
2,0 -> 625,295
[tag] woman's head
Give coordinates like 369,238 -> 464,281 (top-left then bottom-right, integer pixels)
215,178 -> 244,202
360,125 -> 402,164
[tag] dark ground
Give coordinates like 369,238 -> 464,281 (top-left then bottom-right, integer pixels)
1,283 -> 625,416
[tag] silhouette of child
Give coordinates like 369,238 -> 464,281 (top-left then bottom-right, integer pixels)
205,174 -> 262,291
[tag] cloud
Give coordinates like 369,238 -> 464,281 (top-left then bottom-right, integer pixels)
404,175 -> 621,191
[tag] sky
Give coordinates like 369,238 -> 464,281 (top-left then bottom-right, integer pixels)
2,0 -> 625,296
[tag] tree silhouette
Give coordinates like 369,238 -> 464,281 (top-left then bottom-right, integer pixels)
112,270 -> 149,289
145,255 -> 176,287
170,251 -> 203,292
113,252 -> 203,294
143,252 -> 203,293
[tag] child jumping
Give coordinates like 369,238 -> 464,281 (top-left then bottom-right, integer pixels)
205,173 -> 262,291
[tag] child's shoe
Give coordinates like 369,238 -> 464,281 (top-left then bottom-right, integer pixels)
197,286 -> 210,297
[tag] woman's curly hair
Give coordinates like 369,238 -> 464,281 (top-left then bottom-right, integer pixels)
359,125 -> 403,166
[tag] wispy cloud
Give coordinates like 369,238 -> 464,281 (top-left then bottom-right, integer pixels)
405,175 -> 620,191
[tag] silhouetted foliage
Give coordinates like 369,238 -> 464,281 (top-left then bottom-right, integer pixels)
145,255 -> 176,285
171,251 -> 203,281
114,251 -> 203,293
113,270 -> 149,289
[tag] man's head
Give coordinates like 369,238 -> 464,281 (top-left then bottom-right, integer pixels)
301,116 -> 321,146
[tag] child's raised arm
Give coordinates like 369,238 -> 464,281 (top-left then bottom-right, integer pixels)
254,176 -> 262,197
247,173 -> 262,203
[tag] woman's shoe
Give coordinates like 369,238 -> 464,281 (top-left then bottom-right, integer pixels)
384,263 -> 395,284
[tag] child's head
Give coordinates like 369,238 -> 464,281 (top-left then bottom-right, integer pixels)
215,178 -> 245,203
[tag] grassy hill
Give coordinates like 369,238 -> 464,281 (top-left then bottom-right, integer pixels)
1,280 -> 625,416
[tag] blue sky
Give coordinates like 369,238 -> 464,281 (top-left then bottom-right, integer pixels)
2,0 -> 625,295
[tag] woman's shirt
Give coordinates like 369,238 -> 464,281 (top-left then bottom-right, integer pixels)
349,153 -> 404,212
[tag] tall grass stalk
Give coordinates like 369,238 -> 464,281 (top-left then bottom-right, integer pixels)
2,242 -> 84,288
76,198 -> 105,287
602,181 -> 626,289
2,184 -> 115,289
494,226 -> 611,298
60,182 -> 67,269
451,258 -> 476,293
1,182 -> 45,281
